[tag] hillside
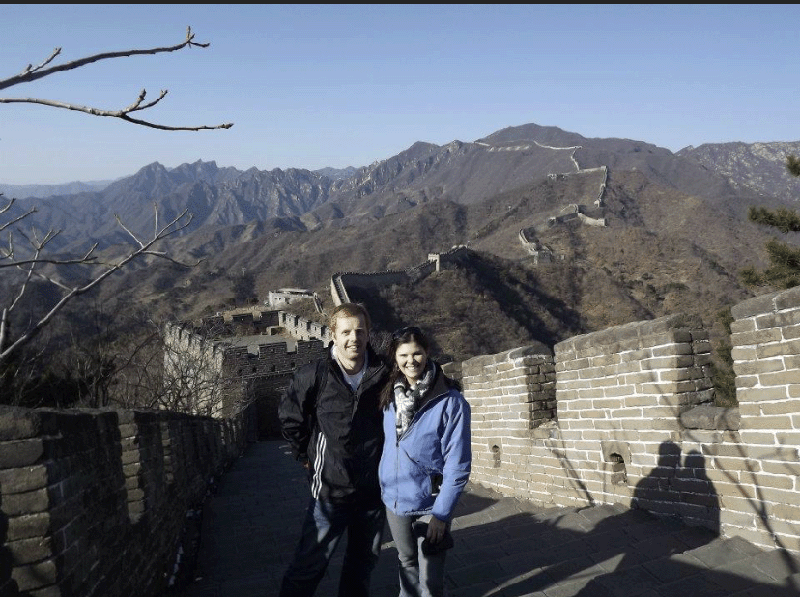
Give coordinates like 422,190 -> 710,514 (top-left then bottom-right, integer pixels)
5,123 -> 799,391
86,159 -> 773,367
678,141 -> 800,204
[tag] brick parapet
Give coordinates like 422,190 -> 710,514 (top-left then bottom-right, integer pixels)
457,300 -> 800,553
9,283 -> 800,581
552,315 -> 717,519
223,339 -> 327,381
726,284 -> 800,552
462,342 -> 557,497
0,403 -> 255,597
462,314 -> 724,536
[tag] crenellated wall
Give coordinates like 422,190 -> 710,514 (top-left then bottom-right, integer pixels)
164,313 -> 328,438
277,311 -> 330,342
0,403 -> 256,597
330,246 -> 470,306
6,286 -> 800,597
461,299 -> 800,555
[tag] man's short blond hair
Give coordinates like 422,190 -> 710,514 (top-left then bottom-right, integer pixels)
328,302 -> 371,333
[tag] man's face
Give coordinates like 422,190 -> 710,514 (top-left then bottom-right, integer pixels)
332,314 -> 368,362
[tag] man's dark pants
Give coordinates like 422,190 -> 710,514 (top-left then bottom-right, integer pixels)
279,496 -> 386,597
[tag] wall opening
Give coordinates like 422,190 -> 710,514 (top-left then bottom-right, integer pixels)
601,440 -> 631,486
608,453 -> 627,485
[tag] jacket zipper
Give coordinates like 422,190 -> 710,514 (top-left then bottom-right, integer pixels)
351,358 -> 383,417
394,432 -> 400,510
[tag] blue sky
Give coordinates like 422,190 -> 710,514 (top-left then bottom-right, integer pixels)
2,4 -> 799,185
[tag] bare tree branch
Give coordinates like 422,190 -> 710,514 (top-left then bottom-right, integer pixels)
3,26 -> 205,89
0,28 -> 231,370
0,197 -> 37,234
2,248 -> 99,269
0,95 -> 233,131
18,47 -> 62,79
0,206 -> 198,363
0,27 -> 234,131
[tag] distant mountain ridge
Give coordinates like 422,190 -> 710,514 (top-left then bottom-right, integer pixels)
677,141 -> 800,203
8,121 -> 800,366
313,166 -> 358,180
0,179 -> 115,199
5,124 -> 797,255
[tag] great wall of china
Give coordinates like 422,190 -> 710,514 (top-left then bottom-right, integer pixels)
330,245 -> 470,306
6,284 -> 800,597
163,309 -> 331,438
513,141 -> 610,260
4,140 -> 800,595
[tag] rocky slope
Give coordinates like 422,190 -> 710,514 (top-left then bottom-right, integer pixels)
6,123 -> 799,368
678,141 -> 800,203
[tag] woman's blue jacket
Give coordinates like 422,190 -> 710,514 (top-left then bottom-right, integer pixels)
379,364 -> 471,522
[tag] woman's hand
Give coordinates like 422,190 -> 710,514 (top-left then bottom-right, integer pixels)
426,516 -> 446,543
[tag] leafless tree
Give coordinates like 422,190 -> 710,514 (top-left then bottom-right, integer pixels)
0,27 -> 232,368
0,200 -> 197,364
115,317 -> 244,416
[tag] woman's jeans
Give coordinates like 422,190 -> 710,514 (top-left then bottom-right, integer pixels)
279,497 -> 385,597
386,509 -> 448,597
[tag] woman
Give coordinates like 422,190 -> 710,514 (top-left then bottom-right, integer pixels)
378,326 -> 472,597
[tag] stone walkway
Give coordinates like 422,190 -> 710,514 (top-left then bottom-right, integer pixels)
170,440 -> 800,597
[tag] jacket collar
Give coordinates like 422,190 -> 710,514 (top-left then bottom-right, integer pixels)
414,361 -> 451,410
326,342 -> 386,378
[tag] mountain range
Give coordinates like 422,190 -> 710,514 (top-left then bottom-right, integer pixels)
5,123 -> 800,371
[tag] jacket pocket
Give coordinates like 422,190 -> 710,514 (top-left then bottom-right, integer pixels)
399,447 -> 436,504
430,472 -> 443,497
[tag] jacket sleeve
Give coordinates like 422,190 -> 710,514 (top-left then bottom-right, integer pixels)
278,363 -> 318,463
432,391 -> 472,522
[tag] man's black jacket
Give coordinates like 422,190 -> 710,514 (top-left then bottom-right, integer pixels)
278,344 -> 388,503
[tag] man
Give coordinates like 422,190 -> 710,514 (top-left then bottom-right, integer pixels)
278,302 -> 389,597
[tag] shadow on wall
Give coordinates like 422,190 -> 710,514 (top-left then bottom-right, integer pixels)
432,441 -> 800,597
632,441 -> 721,533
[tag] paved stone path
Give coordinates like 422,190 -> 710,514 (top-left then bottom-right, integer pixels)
171,440 -> 800,597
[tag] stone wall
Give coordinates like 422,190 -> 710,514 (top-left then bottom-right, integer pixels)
278,312 -> 330,342
223,339 -> 328,439
164,312 -> 329,436
463,302 -> 800,554
6,285 -> 800,596
330,275 -> 349,305
547,204 -> 607,228
330,246 -> 470,306
518,228 -> 554,263
333,271 -> 410,307
728,285 -> 800,551
0,403 -> 256,597
163,322 -> 227,417
200,310 -> 330,344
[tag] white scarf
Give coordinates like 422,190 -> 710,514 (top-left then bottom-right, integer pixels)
393,360 -> 436,438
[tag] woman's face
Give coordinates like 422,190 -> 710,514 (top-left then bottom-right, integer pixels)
395,340 -> 428,384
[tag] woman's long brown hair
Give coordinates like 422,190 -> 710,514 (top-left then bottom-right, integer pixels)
379,326 -> 430,411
